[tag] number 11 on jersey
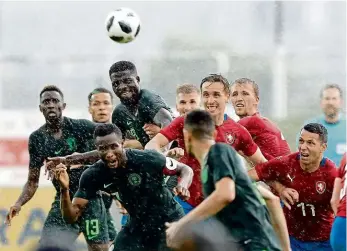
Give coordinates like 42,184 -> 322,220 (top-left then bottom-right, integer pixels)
297,202 -> 316,216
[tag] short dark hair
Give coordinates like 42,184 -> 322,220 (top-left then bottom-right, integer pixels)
109,61 -> 137,77
320,84 -> 343,98
200,74 -> 230,95
232,78 -> 259,98
184,110 -> 215,140
40,85 -> 64,99
94,123 -> 123,140
301,123 -> 328,144
176,83 -> 200,95
88,88 -> 114,104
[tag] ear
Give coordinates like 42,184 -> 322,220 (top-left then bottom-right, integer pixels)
321,142 -> 327,153
136,76 -> 140,83
88,105 -> 93,115
62,102 -> 67,110
39,105 -> 43,113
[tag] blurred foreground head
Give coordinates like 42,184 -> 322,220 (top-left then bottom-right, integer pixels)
173,218 -> 240,251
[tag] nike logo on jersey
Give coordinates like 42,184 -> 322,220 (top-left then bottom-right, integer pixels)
104,183 -> 113,188
287,174 -> 295,182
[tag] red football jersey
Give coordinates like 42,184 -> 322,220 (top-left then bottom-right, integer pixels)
160,115 -> 259,206
238,113 -> 291,160
255,152 -> 337,241
337,153 -> 346,217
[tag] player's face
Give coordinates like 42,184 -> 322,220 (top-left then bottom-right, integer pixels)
298,129 -> 327,165
110,70 -> 140,106
320,88 -> 342,118
39,91 -> 66,124
96,133 -> 125,169
89,93 -> 113,123
230,83 -> 259,118
201,82 -> 229,117
176,92 -> 201,116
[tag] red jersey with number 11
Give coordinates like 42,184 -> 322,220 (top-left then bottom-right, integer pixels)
255,153 -> 337,241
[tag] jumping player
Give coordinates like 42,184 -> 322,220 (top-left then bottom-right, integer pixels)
165,110 -> 281,251
50,123 -> 194,251
249,123 -> 337,251
230,78 -> 291,160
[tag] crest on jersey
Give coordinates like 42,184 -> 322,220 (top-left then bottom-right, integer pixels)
128,173 -> 142,186
316,181 -> 326,194
225,133 -> 235,144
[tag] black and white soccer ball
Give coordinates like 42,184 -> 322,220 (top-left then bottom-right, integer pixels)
105,8 -> 141,44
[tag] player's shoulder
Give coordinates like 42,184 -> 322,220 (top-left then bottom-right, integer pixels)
126,148 -> 164,162
29,125 -> 47,142
209,143 -> 238,158
321,157 -> 338,170
140,89 -> 170,108
172,115 -> 185,125
69,117 -> 94,128
81,160 -> 105,177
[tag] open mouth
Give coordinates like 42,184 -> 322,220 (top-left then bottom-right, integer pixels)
108,159 -> 118,168
236,103 -> 244,108
206,106 -> 218,112
300,152 -> 309,158
47,112 -> 57,118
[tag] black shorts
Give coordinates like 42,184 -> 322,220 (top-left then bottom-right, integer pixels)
113,208 -> 184,251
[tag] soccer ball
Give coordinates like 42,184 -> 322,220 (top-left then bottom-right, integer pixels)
105,8 -> 141,44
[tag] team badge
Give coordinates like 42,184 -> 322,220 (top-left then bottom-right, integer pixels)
225,133 -> 235,145
128,173 -> 142,186
316,181 -> 326,194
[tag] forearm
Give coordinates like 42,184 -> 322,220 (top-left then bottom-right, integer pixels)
60,189 -> 80,223
179,191 -> 229,225
265,197 -> 291,251
16,181 -> 39,206
65,150 -> 99,165
177,165 -> 193,188
268,181 -> 286,195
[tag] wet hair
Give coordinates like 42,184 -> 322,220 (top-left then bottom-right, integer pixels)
231,77 -> 260,98
94,123 -> 123,140
109,61 -> 137,77
184,110 -> 215,140
200,74 -> 230,95
176,83 -> 200,95
88,87 -> 114,104
301,123 -> 328,144
39,85 -> 64,99
320,84 -> 343,99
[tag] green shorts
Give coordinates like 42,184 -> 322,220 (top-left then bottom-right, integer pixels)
79,194 -> 110,245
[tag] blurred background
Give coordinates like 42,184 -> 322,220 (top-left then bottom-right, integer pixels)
0,1 -> 345,250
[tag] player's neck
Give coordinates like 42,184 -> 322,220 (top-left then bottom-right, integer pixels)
324,113 -> 340,124
300,158 -> 322,173
194,141 -> 215,165
126,103 -> 139,116
212,114 -> 224,126
46,117 -> 64,132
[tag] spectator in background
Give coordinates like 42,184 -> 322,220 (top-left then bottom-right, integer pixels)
304,84 -> 346,165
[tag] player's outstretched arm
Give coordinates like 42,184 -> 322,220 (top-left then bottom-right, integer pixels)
53,163 -> 88,223
145,133 -> 170,151
46,150 -> 100,170
257,185 -> 291,251
164,160 -> 194,200
331,177 -> 342,215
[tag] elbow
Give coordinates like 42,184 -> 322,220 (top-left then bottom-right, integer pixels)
217,190 -> 235,204
63,213 -> 78,224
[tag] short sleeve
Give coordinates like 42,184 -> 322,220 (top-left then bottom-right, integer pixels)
237,126 -> 258,157
28,133 -> 44,169
141,90 -> 171,120
74,167 -> 100,200
255,156 -> 286,182
160,116 -> 184,142
338,154 -> 346,178
142,149 -> 167,172
208,144 -> 241,183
